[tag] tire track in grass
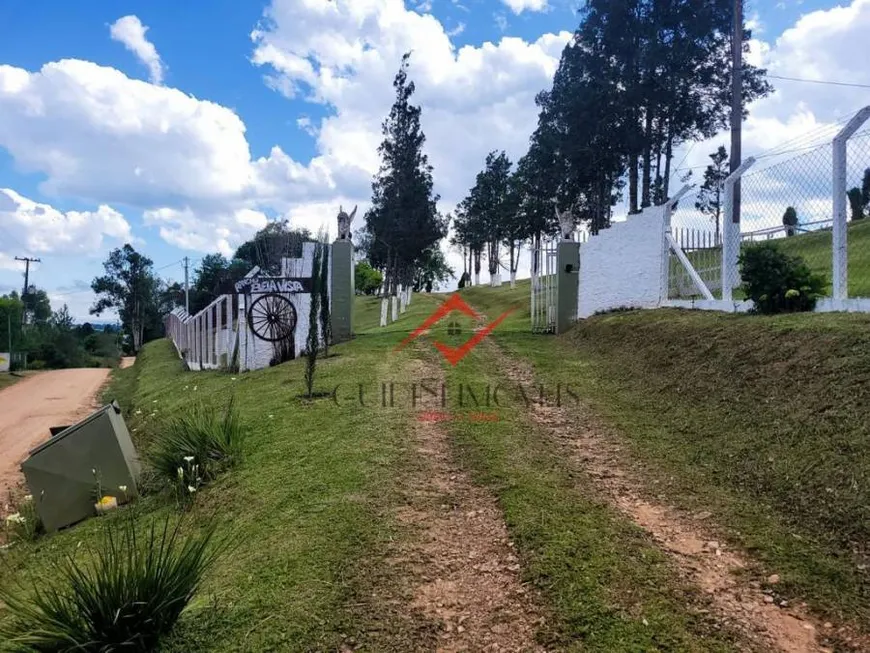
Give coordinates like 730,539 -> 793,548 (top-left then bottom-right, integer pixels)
375,352 -> 547,652
477,335 -> 840,653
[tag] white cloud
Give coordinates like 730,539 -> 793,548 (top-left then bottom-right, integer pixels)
0,188 -> 132,264
0,1 -> 570,259
251,0 -> 571,208
2,0 -> 867,291
501,0 -> 548,14
109,15 -> 166,85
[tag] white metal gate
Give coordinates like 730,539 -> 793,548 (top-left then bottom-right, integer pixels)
530,239 -> 557,333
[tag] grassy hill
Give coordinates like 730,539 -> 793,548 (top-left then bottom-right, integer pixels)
462,281 -> 870,630
4,285 -> 870,650
766,218 -> 870,296
677,218 -> 870,298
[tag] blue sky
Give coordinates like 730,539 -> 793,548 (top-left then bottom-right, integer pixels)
0,0 -> 866,319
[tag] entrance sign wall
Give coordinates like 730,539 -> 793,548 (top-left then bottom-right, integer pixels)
165,208 -> 355,373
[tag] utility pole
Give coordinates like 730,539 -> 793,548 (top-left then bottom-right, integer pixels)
730,0 -> 743,226
14,256 -> 40,326
183,256 -> 190,313
14,256 -> 41,297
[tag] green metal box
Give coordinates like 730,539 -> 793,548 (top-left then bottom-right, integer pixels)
21,401 -> 140,532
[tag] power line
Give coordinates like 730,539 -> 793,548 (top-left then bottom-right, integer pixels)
768,74 -> 870,90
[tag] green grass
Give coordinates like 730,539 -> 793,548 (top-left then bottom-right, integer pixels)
461,281 -> 870,629
8,282 -> 868,648
440,343 -> 742,651
1,294 -> 446,652
674,219 -> 870,298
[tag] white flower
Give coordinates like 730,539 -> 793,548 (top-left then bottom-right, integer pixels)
6,513 -> 25,525
231,377 -> 237,381
183,456 -> 195,463
152,399 -> 158,403
23,495 -> 32,502
135,409 -> 142,415
184,385 -> 189,390
177,467 -> 184,479
268,414 -> 274,419
187,485 -> 196,493
193,386 -> 198,391
119,486 -> 127,493
91,468 -> 97,476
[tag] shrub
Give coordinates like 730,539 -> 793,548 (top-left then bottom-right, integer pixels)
0,515 -> 221,651
3,494 -> 42,543
782,206 -> 798,236
147,397 -> 245,491
739,242 -> 826,314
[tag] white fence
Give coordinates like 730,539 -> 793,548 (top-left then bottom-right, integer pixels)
663,105 -> 870,312
165,295 -> 238,371
530,240 -> 557,333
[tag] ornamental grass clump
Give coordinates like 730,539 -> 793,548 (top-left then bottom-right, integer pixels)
147,396 -> 245,491
0,515 -> 222,652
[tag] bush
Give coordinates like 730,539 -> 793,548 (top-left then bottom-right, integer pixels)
3,494 -> 43,543
0,515 -> 221,651
147,397 -> 245,492
739,242 -> 826,314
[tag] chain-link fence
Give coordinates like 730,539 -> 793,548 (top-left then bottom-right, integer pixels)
740,140 -> 836,293
667,111 -> 870,304
845,129 -> 870,297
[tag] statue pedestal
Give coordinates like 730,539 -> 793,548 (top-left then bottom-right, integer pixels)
331,239 -> 354,343
556,240 -> 580,334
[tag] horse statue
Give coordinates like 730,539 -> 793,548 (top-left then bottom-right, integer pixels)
336,205 -> 357,241
552,200 -> 574,241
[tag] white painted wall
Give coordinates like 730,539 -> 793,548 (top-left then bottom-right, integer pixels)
578,206 -> 667,318
238,242 -> 319,372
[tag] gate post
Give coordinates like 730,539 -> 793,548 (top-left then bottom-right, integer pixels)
556,240 -> 580,334
832,106 -> 870,300
722,158 -> 755,301
330,239 -> 354,343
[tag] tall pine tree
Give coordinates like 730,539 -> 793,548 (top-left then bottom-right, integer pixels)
695,145 -> 729,243
362,53 -> 447,294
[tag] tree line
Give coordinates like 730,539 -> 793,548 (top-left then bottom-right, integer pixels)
358,0 -> 771,291
0,288 -> 122,369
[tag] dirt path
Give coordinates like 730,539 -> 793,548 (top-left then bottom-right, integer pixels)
119,357 -> 136,369
478,337 -> 850,653
376,354 -> 546,652
0,368 -> 110,503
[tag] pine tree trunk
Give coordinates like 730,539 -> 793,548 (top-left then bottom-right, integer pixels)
629,155 -> 639,214
474,249 -> 481,286
641,108 -> 654,208
663,122 -> 674,201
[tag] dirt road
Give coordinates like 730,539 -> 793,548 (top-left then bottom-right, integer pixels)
0,368 -> 110,503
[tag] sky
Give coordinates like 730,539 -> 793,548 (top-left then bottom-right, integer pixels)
0,0 -> 869,320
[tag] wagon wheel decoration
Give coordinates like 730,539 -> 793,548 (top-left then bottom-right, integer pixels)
246,293 -> 298,342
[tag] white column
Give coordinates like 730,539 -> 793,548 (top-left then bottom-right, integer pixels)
832,107 -> 870,300
225,296 -> 232,366
206,306 -> 212,367
722,158 -> 755,302
199,314 -> 206,367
